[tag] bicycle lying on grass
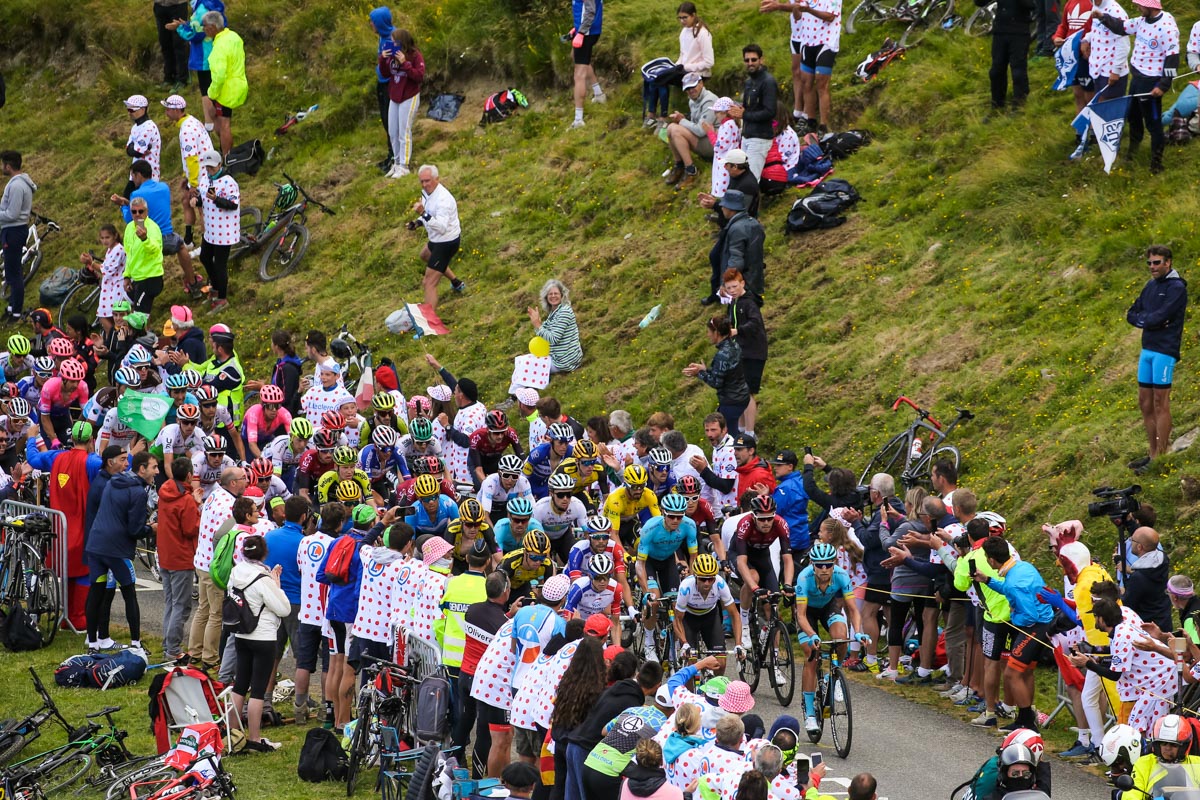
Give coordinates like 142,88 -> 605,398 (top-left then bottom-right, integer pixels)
1,705 -> 136,797
858,395 -> 973,490
845,0 -> 953,46
0,668 -> 75,766
230,173 -> 334,282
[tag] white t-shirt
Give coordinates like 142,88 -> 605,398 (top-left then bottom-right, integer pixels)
352,547 -> 404,644
154,423 -> 206,458
127,117 -> 162,179
201,174 -> 241,247
797,0 -> 842,51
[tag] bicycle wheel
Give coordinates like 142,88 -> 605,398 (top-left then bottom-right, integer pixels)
0,730 -> 27,766
738,640 -> 761,693
230,207 -> 264,259
806,672 -> 826,744
964,3 -> 994,34
655,622 -> 675,674
259,222 -> 310,282
21,246 -> 43,286
38,751 -> 92,794
905,444 -> 960,489
859,431 -> 910,486
770,623 -> 796,706
846,0 -> 889,33
136,532 -> 158,581
31,567 -> 59,646
346,691 -> 374,796
58,283 -> 100,333
900,0 -> 952,45
102,758 -> 171,800
829,670 -> 853,757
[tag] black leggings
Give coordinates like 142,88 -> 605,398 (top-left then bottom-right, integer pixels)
233,637 -> 276,700
86,582 -> 138,642
582,767 -> 622,800
887,595 -> 927,648
376,81 -> 392,157
200,241 -> 231,300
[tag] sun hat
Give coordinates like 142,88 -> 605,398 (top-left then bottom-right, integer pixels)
719,681 -> 755,714
427,384 -> 452,402
160,94 -> 187,109
422,537 -> 454,565
712,97 -> 735,112
124,94 -> 149,109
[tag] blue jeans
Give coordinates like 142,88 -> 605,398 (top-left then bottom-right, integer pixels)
1162,83 -> 1199,127
642,80 -> 669,117
565,742 -> 589,800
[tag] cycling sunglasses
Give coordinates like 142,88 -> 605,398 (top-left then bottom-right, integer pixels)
579,458 -> 600,467
552,491 -> 573,499
527,554 -> 547,563
696,576 -> 716,583
663,514 -> 684,521
588,532 -> 610,540
813,562 -> 835,570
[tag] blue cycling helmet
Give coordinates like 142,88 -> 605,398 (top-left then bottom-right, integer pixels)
165,373 -> 188,390
809,542 -> 838,563
507,496 -> 534,517
660,493 -> 688,514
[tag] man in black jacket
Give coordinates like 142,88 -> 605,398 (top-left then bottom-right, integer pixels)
979,0 -> 1037,109
739,44 -> 779,180
1123,527 -> 1173,631
713,191 -> 766,306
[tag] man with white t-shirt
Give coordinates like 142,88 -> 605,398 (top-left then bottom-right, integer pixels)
160,94 -> 212,279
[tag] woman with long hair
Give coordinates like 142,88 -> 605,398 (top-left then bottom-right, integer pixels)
378,28 -> 426,178
879,487 -> 932,682
551,637 -> 607,800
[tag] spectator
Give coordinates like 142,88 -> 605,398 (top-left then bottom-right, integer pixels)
426,354 -> 489,484
683,316 -> 751,440
79,224 -> 128,330
677,5 -> 714,82
189,466 -> 247,670
701,149 -> 762,227
660,430 -> 704,484
736,44 -> 778,180
758,117 -> 801,195
801,453 -> 863,519
1126,244 -> 1186,467
847,473 -> 904,674
263,494 -> 306,683
878,488 -> 932,682
0,151 -> 36,321
981,0 -> 1037,110
370,7 -> 397,171
761,0 -> 841,134
1053,0 -> 1095,142
689,412 -> 738,511
270,330 -> 304,415
196,324 -> 246,425
1170,574 -> 1200,641
81,443 -> 126,644
552,636 -> 608,800
849,774 -> 878,800
158,93 -> 208,256
194,150 -> 239,314
930,458 -> 958,511
153,0 -> 191,90
698,99 -> 742,205
158,456 -> 201,661
167,0 -> 226,130
664,73 -> 717,188
621,739 -> 683,800
379,30 -> 426,179
168,305 -> 207,369
722,269 -> 765,435
568,0 -> 606,129
527,279 -> 583,374
710,190 -> 765,308
203,11 -> 247,155
411,165 -> 463,311
769,449 -> 809,552
457,572 -> 511,773
1123,526 -> 1173,630
1075,0 -> 1129,161
121,96 -> 162,195
112,159 -> 198,295
122,197 -> 165,315
1034,0 -> 1060,57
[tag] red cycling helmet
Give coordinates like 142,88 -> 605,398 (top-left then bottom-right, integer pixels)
320,410 -> 346,431
59,359 -> 86,382
750,494 -> 777,517
259,385 -> 284,405
486,409 -> 509,432
313,429 -> 339,450
677,475 -> 702,496
249,457 -> 275,481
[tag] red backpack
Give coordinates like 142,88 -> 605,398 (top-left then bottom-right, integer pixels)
322,535 -> 358,585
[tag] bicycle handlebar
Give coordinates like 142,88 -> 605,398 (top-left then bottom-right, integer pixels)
85,706 -> 122,719
892,396 -> 941,430
281,172 -> 336,216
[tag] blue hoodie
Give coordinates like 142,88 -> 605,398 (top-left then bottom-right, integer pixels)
370,8 -> 395,82
86,471 -> 151,561
177,0 -> 227,72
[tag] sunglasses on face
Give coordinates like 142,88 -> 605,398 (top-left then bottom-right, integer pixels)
589,533 -> 609,540
510,516 -> 531,524
580,459 -> 600,467
1148,259 -> 1165,265
664,514 -> 683,521
813,563 -> 834,570
528,554 -> 547,563
553,492 -> 573,499
130,209 -> 147,216
754,515 -> 775,523
200,402 -> 217,408
684,495 -> 699,502
179,421 -> 196,427
697,576 -> 715,583
744,57 -> 759,63
262,403 -> 280,410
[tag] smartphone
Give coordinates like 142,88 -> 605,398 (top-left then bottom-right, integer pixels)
1172,636 -> 1188,656
793,754 -> 810,773
810,753 -> 823,768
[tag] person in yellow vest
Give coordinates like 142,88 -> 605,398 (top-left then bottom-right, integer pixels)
201,11 -> 247,155
436,540 -> 490,679
195,324 -> 245,425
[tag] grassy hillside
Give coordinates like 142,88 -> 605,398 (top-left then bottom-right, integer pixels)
5,0 -> 1200,579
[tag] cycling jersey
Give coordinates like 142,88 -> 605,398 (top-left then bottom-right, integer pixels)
566,539 -> 628,579
81,386 -> 118,426
259,474 -> 291,503
38,376 -> 88,417
638,516 -> 699,561
795,564 -> 853,609
295,450 -> 335,491
445,519 -> 500,566
398,435 -> 443,460
478,472 -> 532,514
357,443 -> 409,482
523,442 -> 564,498
603,487 -> 661,530
17,376 -> 44,411
263,436 -> 308,471
531,495 -> 588,540
395,475 -> 458,508
241,404 -> 292,447
0,353 -> 33,380
468,426 -> 521,456
687,497 -> 717,530
730,514 -> 792,555
648,473 -> 676,499
98,406 -> 137,452
153,422 -> 206,457
675,575 -> 734,615
405,494 -> 460,533
315,468 -> 371,504
564,576 -> 621,618
192,453 -> 234,500
501,549 -> 556,595
494,518 -> 545,553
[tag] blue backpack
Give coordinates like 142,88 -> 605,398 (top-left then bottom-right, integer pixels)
55,650 -> 149,689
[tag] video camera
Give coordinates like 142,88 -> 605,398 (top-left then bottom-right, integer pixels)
1087,485 -> 1141,519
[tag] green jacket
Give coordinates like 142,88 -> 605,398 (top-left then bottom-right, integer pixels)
954,546 -> 1010,624
123,217 -> 164,281
208,28 -> 248,108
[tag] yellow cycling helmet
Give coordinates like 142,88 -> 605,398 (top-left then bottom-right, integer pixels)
335,480 -> 363,503
522,530 -> 551,556
333,446 -> 358,466
459,498 -> 486,524
623,464 -> 648,486
414,474 -> 441,499
693,553 -> 719,578
372,393 -> 396,412
572,440 -> 599,460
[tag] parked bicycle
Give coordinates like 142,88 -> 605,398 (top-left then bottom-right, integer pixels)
347,655 -> 419,797
2,705 -> 135,796
806,639 -> 853,758
858,396 -> 973,490
12,213 -> 59,299
737,589 -> 796,706
331,324 -> 373,396
229,173 -> 334,282
56,265 -> 102,331
0,668 -> 76,766
845,0 -> 953,45
965,1 -> 995,35
0,513 -> 62,647
127,753 -> 236,800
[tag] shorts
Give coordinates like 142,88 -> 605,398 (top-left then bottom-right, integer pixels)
197,70 -> 212,95
682,609 -> 725,652
742,548 -> 779,592
161,232 -> 185,256
1138,348 -> 1176,388
644,556 -> 680,593
790,40 -> 804,55
573,34 -> 600,65
1075,71 -> 1095,90
863,583 -> 891,606
742,358 -> 765,395
293,622 -> 328,672
212,100 -> 233,119
513,724 -> 541,758
426,237 -> 461,274
88,554 -> 136,587
805,602 -> 847,635
348,636 -> 391,672
479,700 -> 511,731
1009,623 -> 1050,666
800,44 -> 837,76
327,620 -> 349,656
275,604 -> 300,658
981,619 -> 1013,661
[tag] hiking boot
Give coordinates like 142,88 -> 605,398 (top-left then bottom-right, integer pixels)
294,701 -> 310,725
676,171 -> 696,190
664,165 -> 684,185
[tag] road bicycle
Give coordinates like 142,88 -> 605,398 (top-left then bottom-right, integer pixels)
846,0 -> 953,45
965,2 -> 995,35
806,639 -> 853,758
858,396 -> 973,490
0,668 -> 76,766
3,706 -> 135,796
347,655 -> 420,797
635,590 -> 679,673
12,213 -> 59,299
0,513 -> 62,647
737,589 -> 796,706
330,324 -> 373,396
127,754 -> 236,800
56,266 -> 103,331
230,173 -> 334,282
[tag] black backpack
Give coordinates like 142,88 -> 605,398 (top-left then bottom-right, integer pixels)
224,139 -> 265,177
297,727 -> 347,782
785,179 -> 861,234
413,674 -> 451,741
0,607 -> 43,652
221,573 -> 267,635
819,130 -> 872,160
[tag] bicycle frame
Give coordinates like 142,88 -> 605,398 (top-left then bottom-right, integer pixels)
859,396 -> 973,488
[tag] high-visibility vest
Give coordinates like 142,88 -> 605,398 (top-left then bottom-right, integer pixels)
198,351 -> 245,426
438,572 -> 486,668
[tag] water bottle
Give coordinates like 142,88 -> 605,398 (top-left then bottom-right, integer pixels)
638,305 -> 662,329
909,436 -> 923,461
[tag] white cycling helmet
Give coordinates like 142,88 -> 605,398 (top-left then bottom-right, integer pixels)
1098,724 -> 1143,768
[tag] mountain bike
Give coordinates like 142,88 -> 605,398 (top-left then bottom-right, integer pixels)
897,0 -> 954,45
737,589 -> 796,706
858,396 -> 973,490
0,514 -> 62,647
0,668 -> 76,766
229,173 -> 335,282
56,266 -> 102,331
331,324 -> 373,396
12,213 -> 59,298
347,655 -> 419,797
965,2 -> 995,35
3,706 -> 135,796
806,639 -> 853,758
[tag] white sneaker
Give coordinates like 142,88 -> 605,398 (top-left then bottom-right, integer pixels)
97,637 -> 116,650
804,715 -> 820,733
259,737 -> 282,751
390,164 -> 409,179
592,92 -> 607,104
876,668 -> 899,681
569,120 -> 586,129
939,682 -> 964,698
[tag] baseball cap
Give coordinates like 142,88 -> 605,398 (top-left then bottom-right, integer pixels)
29,309 -> 52,328
269,496 -> 286,511
769,449 -> 799,466
603,644 -> 625,661
699,676 -> 729,697
584,614 -> 613,638
198,150 -> 222,169
682,73 -> 703,90
514,387 -> 539,407
318,361 -> 342,374
160,94 -> 187,110
732,433 -> 757,449
724,149 -> 749,166
124,94 -> 149,109
655,685 -> 675,708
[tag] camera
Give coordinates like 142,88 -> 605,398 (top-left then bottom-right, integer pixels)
804,446 -> 813,456
953,532 -> 971,551
1087,485 -> 1141,518
854,484 -> 872,508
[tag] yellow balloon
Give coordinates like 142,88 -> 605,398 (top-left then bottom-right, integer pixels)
529,336 -> 551,358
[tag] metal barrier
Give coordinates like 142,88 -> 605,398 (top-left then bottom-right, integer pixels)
1046,670 -> 1117,729
0,499 -> 76,634
405,633 -> 442,681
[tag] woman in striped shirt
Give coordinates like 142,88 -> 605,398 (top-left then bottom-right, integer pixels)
527,279 -> 583,373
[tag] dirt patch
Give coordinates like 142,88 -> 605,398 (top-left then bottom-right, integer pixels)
911,331 -> 979,375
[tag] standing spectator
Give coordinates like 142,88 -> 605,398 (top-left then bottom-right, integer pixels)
410,165 -> 463,310
847,473 -> 903,674
197,324 -> 246,425
271,331 -> 303,415
426,354 -> 488,484
158,457 -> 200,661
1094,0 -> 1178,172
82,444 -> 127,645
0,151 -> 35,322
457,572 -> 511,773
153,0 -> 191,90
370,7 -> 397,172
189,466 -> 246,670
801,453 -> 863,519
122,96 -> 162,194
112,160 -> 199,294
568,0 -> 606,129
167,305 -> 207,368
698,99 -> 742,204
664,74 -> 717,188
1170,574 -> 1200,641
527,279 -> 583,374
1123,526 -> 1173,630
722,269 -> 765,436
769,449 -> 810,553
619,740 -> 682,800
1125,245 -> 1187,467
159,93 -> 214,271
761,0 -> 841,134
682,316 -> 750,439
981,0 -> 1037,110
736,44 -> 778,180
263,496 -> 306,685
203,12 -> 247,155
379,29 -> 426,179
689,412 -> 738,511
194,149 -> 239,314
82,225 -> 129,328
1053,0 -> 1095,133
711,191 -> 765,308
1034,0 -> 1060,57
1075,0 -> 1129,160
167,0 -> 226,130
122,198 -> 165,315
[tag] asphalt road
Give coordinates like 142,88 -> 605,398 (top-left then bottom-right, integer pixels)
121,580 -> 1112,799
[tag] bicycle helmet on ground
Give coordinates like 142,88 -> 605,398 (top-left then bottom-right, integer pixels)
585,514 -> 612,535
333,446 -> 357,466
290,417 -> 314,439
59,359 -> 86,382
693,553 -> 720,577
588,553 -> 614,577
313,429 -> 338,451
203,434 -> 226,454
6,397 -> 30,420
649,447 -> 672,467
6,335 -> 30,357
194,385 -> 218,403
47,338 -> 75,358
409,417 -> 433,442
275,182 -> 299,211
335,480 -> 363,503
114,366 -> 142,388
459,498 -> 486,524
32,357 -> 55,376
414,474 -> 441,499
623,465 -> 648,486
809,542 -> 838,563
498,454 -> 523,475
249,458 -> 275,481
72,420 -> 93,443
321,410 -> 346,431
259,385 -> 284,405
486,410 -> 509,431
507,496 -> 534,517
547,473 -> 576,493
750,495 -> 777,517
176,403 -> 200,422
547,422 -> 573,442
372,393 -> 396,412
1099,724 -> 1143,768
181,369 -> 203,389
522,530 -> 551,556
572,440 -> 598,461
372,426 -> 398,449
660,493 -> 688,514
165,373 -> 188,390
677,475 -> 701,496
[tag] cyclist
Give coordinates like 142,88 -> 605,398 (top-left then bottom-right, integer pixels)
399,416 -> 444,461
248,456 -> 291,503
524,421 -> 573,499
154,402 -> 206,477
241,384 -> 291,458
406,473 -> 461,537
0,334 -> 33,379
315,446 -> 372,506
637,492 -> 698,661
563,553 -> 622,643
395,454 -> 459,507
192,433 -> 235,500
603,464 -> 662,549
38,357 -> 88,447
295,428 -> 339,503
263,416 -> 313,490
674,553 -> 742,673
479,454 -> 533,524
358,424 -> 409,503
446,498 -> 501,574
1126,715 -> 1200,798
500,530 -> 558,610
646,446 -> 676,498
95,368 -> 141,454
359,391 -> 408,446
195,384 -> 245,461
161,373 -> 198,424
467,409 -> 524,489
676,475 -> 725,558
731,495 -> 795,648
794,542 -> 870,735
318,409 -> 348,445
18,356 -> 54,413
406,394 -> 448,450
0,396 -> 32,469
567,514 -> 635,616
494,496 -> 545,553
559,439 -> 609,512
532,472 -> 589,564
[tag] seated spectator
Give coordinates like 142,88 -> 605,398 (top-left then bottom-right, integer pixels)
526,279 -> 583,374
758,117 -> 800,196
664,74 -> 718,188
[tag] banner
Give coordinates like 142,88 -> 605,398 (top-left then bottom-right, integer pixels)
1052,31 -> 1083,91
1072,94 -> 1130,173
117,391 -> 171,441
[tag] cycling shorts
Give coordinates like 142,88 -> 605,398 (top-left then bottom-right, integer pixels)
1009,623 -> 1051,667
480,700 -> 511,732
981,619 -> 1013,662
1138,349 -> 1176,388
88,555 -> 136,587
742,548 -> 779,592
348,637 -> 390,673
805,601 -> 847,635
426,237 -> 461,274
800,44 -> 837,75
573,34 -> 601,65
683,609 -> 725,652
327,621 -> 349,657
645,556 -> 679,593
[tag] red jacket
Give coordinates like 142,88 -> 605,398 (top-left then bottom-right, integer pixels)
735,457 -> 776,498
1054,0 -> 1092,40
378,47 -> 426,104
157,479 -> 200,571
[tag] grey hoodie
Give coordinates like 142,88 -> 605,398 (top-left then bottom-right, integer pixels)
0,173 -> 35,228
